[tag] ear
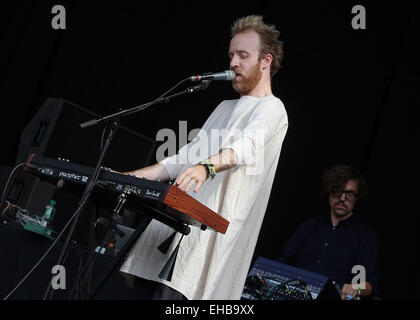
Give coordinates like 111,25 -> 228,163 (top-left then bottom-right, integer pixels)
261,53 -> 273,71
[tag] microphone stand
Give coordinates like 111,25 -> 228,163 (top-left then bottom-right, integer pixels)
79,80 -> 211,129
42,80 -> 211,300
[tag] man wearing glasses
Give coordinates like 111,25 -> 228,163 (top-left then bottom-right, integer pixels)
277,165 -> 381,300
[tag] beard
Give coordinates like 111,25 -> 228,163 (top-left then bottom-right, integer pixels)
331,200 -> 352,218
232,61 -> 263,95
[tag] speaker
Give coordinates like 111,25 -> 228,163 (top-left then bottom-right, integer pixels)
5,98 -> 156,246
16,97 -> 156,169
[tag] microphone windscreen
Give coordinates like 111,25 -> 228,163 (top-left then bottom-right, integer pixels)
225,70 -> 236,80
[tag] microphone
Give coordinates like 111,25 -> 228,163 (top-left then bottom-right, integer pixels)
189,70 -> 236,81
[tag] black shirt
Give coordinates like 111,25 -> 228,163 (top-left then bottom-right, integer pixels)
278,214 -> 381,296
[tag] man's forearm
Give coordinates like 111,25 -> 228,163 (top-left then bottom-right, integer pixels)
207,148 -> 238,174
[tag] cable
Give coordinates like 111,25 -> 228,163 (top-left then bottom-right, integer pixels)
70,79 -> 192,298
121,77 -> 191,116
1,162 -> 31,208
100,125 -> 107,153
99,78 -> 189,153
2,196 -> 88,300
156,77 -> 190,101
69,211 -> 97,300
1,201 -> 11,219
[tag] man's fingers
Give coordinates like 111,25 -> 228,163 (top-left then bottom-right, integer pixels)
176,171 -> 188,186
177,170 -> 194,189
177,166 -> 207,192
184,177 -> 197,193
193,180 -> 204,193
177,176 -> 189,190
341,284 -> 358,300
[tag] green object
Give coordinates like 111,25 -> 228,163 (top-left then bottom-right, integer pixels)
24,221 -> 56,240
354,287 -> 361,300
199,159 -> 216,180
43,200 -> 56,220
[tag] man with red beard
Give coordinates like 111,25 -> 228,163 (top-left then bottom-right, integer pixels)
119,15 -> 288,300
277,165 -> 382,300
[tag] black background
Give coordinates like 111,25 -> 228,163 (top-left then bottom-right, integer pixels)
0,0 -> 418,300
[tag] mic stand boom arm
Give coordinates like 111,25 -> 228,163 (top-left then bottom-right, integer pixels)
42,80 -> 211,300
80,80 -> 211,129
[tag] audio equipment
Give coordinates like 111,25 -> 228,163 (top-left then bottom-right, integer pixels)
189,70 -> 236,81
1,98 -> 157,246
241,257 -> 341,300
26,154 -> 229,234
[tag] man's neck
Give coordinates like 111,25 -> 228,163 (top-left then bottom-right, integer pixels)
330,211 -> 353,227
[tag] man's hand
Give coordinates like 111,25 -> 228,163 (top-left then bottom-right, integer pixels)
175,148 -> 238,193
109,168 -> 145,178
341,284 -> 359,300
176,164 -> 208,193
109,163 -> 170,182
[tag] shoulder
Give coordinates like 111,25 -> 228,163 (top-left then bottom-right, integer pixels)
351,216 -> 379,241
205,99 -> 237,119
211,98 -> 238,114
219,98 -> 239,107
251,95 -> 288,123
297,216 -> 324,232
258,95 -> 286,114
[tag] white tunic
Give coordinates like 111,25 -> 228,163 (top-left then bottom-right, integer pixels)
120,94 -> 288,299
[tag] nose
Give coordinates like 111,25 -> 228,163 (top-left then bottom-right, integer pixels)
230,55 -> 239,70
340,192 -> 346,201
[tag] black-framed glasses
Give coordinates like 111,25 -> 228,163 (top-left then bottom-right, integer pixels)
331,188 -> 358,201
